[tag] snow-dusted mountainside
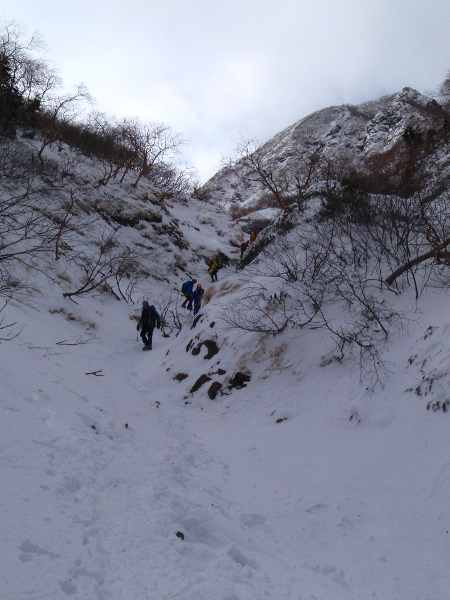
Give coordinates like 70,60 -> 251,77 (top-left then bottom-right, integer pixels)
202,87 -> 450,209
0,135 -> 242,302
2,91 -> 450,599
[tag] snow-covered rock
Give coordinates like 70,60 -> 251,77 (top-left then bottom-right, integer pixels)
202,87 -> 450,210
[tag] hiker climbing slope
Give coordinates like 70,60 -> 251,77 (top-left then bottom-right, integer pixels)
189,283 -> 204,316
137,300 -> 160,350
181,278 -> 197,308
208,259 -> 219,282
240,240 -> 249,259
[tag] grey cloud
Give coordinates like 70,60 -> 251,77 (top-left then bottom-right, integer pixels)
2,0 -> 450,181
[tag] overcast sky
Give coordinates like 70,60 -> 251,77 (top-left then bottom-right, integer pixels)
2,1 -> 450,183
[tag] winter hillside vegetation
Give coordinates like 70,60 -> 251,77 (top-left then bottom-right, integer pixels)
1,21 -> 450,600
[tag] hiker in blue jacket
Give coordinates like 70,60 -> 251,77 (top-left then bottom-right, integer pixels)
188,283 -> 204,315
181,278 -> 197,308
137,300 -> 160,350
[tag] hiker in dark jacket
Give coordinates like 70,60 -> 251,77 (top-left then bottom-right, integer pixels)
189,283 -> 204,316
137,300 -> 160,350
181,278 -> 197,308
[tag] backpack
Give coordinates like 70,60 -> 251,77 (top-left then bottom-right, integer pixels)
142,305 -> 160,328
181,281 -> 191,293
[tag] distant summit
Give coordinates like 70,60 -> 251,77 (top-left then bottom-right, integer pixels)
202,87 -> 449,210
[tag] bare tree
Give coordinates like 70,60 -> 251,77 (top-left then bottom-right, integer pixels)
0,140 -> 55,264
0,21 -> 42,133
0,299 -> 23,342
85,113 -> 134,187
62,229 -> 144,300
0,21 -> 62,134
225,137 -> 329,213
225,219 -> 404,383
226,137 -> 292,211
125,119 -> 185,188
149,290 -> 183,336
53,189 -> 78,260
370,188 -> 450,291
36,83 -> 91,163
151,163 -> 196,200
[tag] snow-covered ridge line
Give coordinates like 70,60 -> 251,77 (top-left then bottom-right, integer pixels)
202,86 -> 450,209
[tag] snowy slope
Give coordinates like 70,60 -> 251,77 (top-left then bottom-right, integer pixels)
1,97 -> 450,600
1,248 -> 450,599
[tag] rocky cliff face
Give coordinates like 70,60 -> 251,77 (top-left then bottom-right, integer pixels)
202,87 -> 450,209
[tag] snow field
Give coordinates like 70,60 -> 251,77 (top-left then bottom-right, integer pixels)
1,275 -> 450,599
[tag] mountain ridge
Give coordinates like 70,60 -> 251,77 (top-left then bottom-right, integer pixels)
202,86 -> 449,210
